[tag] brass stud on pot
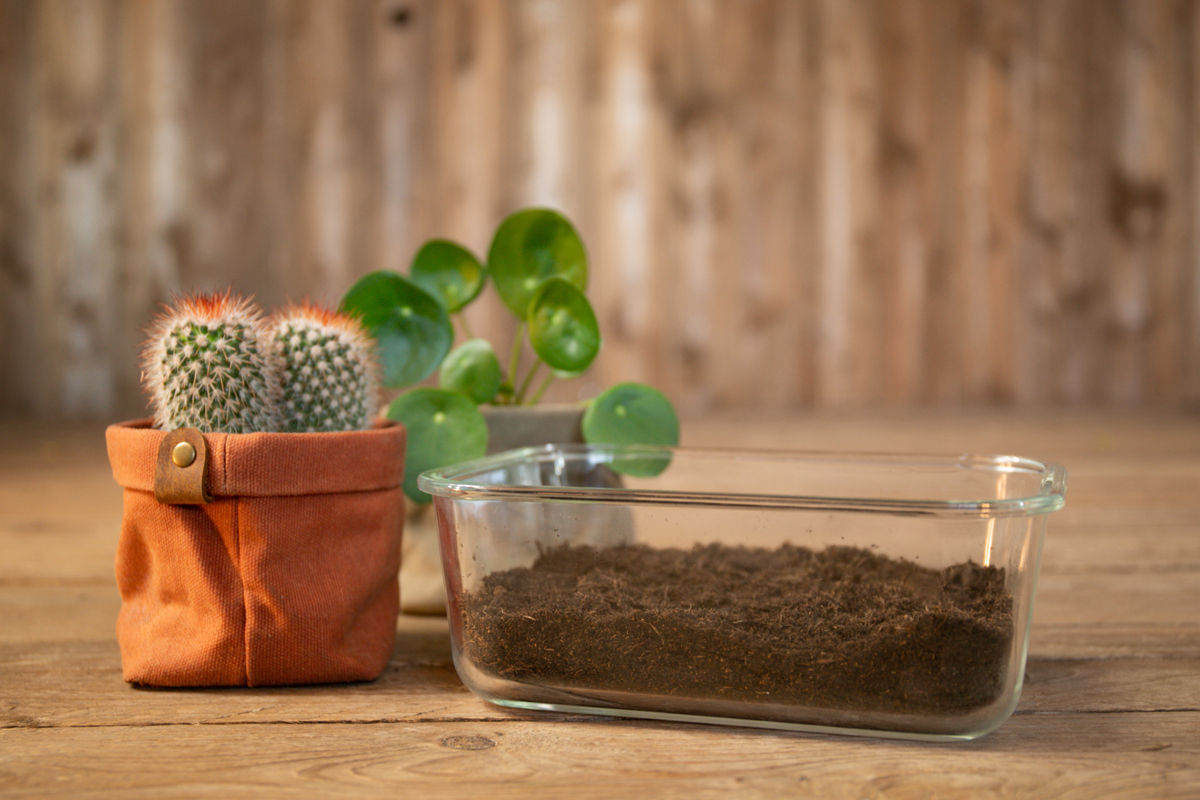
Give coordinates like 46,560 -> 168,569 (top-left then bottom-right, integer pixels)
172,441 -> 197,468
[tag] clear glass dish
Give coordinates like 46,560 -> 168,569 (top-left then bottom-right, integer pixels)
418,445 -> 1067,741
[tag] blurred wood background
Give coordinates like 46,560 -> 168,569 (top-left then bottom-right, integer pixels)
1,0 -> 1198,419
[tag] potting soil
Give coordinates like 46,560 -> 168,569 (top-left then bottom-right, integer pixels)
461,543 -> 1013,714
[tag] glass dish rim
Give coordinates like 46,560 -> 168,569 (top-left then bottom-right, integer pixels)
418,443 -> 1067,518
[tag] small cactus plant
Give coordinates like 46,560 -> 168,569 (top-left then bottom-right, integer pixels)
269,302 -> 378,432
142,289 -> 283,434
141,290 -> 378,434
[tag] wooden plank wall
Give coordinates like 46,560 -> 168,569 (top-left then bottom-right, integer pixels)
1,0 -> 1197,419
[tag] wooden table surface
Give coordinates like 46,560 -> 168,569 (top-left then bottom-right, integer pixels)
2,411 -> 1198,798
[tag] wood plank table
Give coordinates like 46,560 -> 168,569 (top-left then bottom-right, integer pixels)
2,411 -> 1198,798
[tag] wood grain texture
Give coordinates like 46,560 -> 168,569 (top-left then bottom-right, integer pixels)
2,715 -> 1199,799
1,412 -> 1199,796
2,1 -> 1199,419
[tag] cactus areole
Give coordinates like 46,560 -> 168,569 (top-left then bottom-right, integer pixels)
141,290 -> 282,434
141,290 -> 379,435
270,303 -> 379,433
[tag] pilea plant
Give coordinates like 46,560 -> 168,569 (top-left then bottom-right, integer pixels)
340,207 -> 679,502
141,290 -> 379,434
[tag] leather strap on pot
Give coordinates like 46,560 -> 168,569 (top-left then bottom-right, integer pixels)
154,428 -> 213,505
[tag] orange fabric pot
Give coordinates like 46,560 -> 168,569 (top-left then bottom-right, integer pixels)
105,419 -> 405,687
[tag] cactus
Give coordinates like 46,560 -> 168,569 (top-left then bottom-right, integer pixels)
141,289 -> 283,434
268,302 -> 378,432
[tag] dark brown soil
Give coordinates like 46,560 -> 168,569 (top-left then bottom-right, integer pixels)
462,543 -> 1014,715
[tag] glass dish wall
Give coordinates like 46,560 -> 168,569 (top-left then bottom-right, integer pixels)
419,445 -> 1066,741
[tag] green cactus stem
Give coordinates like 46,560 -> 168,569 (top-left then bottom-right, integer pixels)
269,302 -> 379,432
141,289 -> 283,433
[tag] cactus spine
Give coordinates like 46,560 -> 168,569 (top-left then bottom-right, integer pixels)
269,303 -> 379,433
141,291 -> 379,434
141,290 -> 283,434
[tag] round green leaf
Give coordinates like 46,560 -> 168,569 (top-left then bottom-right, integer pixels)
385,388 -> 488,503
528,278 -> 600,373
439,338 -> 502,404
341,271 -> 453,388
582,383 -> 679,477
410,240 -> 486,313
488,208 -> 587,317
